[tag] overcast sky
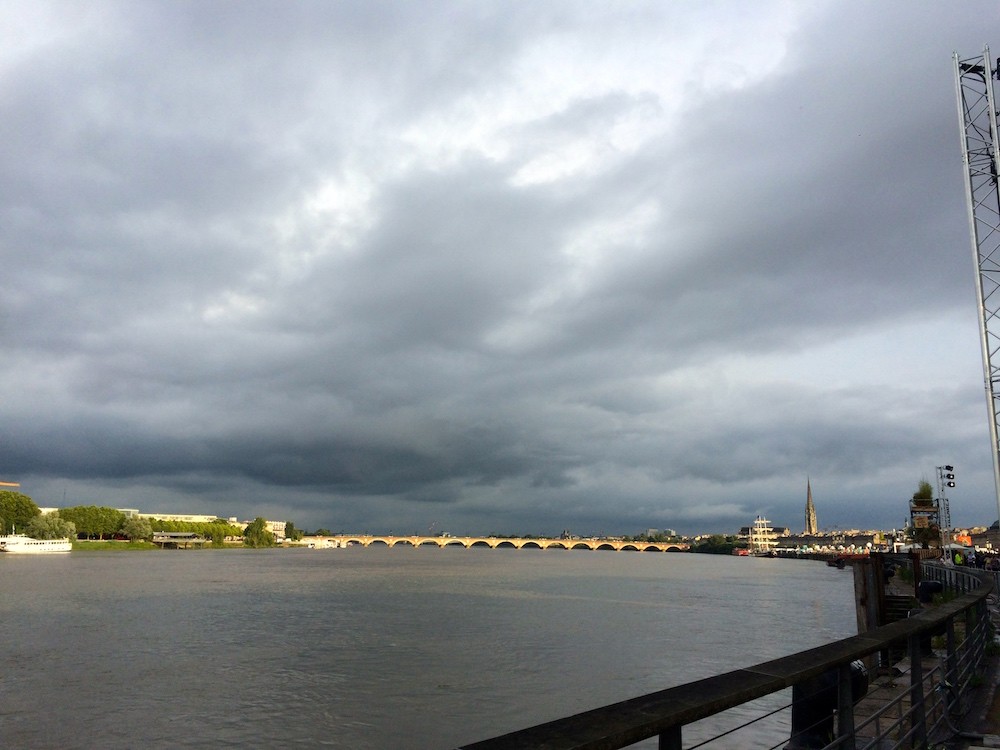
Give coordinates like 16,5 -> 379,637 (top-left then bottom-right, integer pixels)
3,1 -> 1000,536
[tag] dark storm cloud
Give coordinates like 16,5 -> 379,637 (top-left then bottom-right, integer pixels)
2,0 -> 999,534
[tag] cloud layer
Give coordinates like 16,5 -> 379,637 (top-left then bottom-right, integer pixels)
2,1 -> 998,534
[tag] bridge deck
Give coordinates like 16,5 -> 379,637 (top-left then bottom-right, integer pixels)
318,534 -> 689,552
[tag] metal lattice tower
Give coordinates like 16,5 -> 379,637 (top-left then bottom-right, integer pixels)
955,47 -> 1000,523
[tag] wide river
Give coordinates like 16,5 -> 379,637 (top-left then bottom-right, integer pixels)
0,547 -> 856,749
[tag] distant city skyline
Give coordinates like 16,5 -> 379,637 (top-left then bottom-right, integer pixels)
7,469 -> 997,539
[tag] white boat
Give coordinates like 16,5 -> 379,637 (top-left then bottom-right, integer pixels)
747,515 -> 778,555
0,534 -> 72,553
307,539 -> 343,549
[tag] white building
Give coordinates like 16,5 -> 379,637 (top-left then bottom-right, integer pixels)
137,512 -> 226,524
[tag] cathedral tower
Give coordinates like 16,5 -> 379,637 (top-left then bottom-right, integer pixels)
805,478 -> 818,535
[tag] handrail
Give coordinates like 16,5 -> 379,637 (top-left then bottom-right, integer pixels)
457,561 -> 994,750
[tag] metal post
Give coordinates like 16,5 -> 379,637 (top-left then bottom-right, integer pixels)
936,465 -> 954,546
984,601 -> 989,655
946,619 -> 958,714
908,632 -> 926,748
835,662 -> 856,746
658,724 -> 682,750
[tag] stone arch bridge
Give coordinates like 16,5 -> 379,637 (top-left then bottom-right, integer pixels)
320,535 -> 689,552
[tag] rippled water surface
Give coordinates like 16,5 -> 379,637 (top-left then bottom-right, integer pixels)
0,547 -> 856,748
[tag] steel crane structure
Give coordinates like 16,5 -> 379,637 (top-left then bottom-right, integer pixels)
955,47 -> 1000,523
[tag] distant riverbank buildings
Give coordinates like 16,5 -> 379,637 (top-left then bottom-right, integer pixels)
738,480 -> 891,552
38,507 -> 287,540
735,479 -> 1000,553
126,512 -> 287,539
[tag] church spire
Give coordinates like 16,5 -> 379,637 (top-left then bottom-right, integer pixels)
805,477 -> 818,535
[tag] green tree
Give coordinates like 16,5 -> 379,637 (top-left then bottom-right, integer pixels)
147,518 -> 242,545
121,516 -> 153,541
690,534 -> 742,555
908,478 -> 939,548
244,517 -> 275,548
24,513 -> 76,540
284,521 -> 304,542
0,491 -> 40,534
907,523 -> 940,549
59,505 -> 126,539
206,525 -> 226,546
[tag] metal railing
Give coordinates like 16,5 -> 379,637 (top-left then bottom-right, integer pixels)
458,561 -> 995,750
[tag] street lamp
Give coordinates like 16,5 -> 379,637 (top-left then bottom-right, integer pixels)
937,465 -> 955,547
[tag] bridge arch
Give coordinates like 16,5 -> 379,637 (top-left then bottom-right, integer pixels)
321,534 -> 688,552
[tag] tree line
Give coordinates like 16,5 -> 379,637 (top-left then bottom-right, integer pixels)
0,491 -> 295,548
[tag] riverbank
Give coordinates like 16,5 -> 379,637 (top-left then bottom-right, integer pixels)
72,540 -> 163,550
68,539 -> 280,550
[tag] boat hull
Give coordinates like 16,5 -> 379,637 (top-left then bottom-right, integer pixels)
0,536 -> 72,553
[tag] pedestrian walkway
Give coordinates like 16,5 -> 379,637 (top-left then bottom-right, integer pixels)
953,602 -> 1000,750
